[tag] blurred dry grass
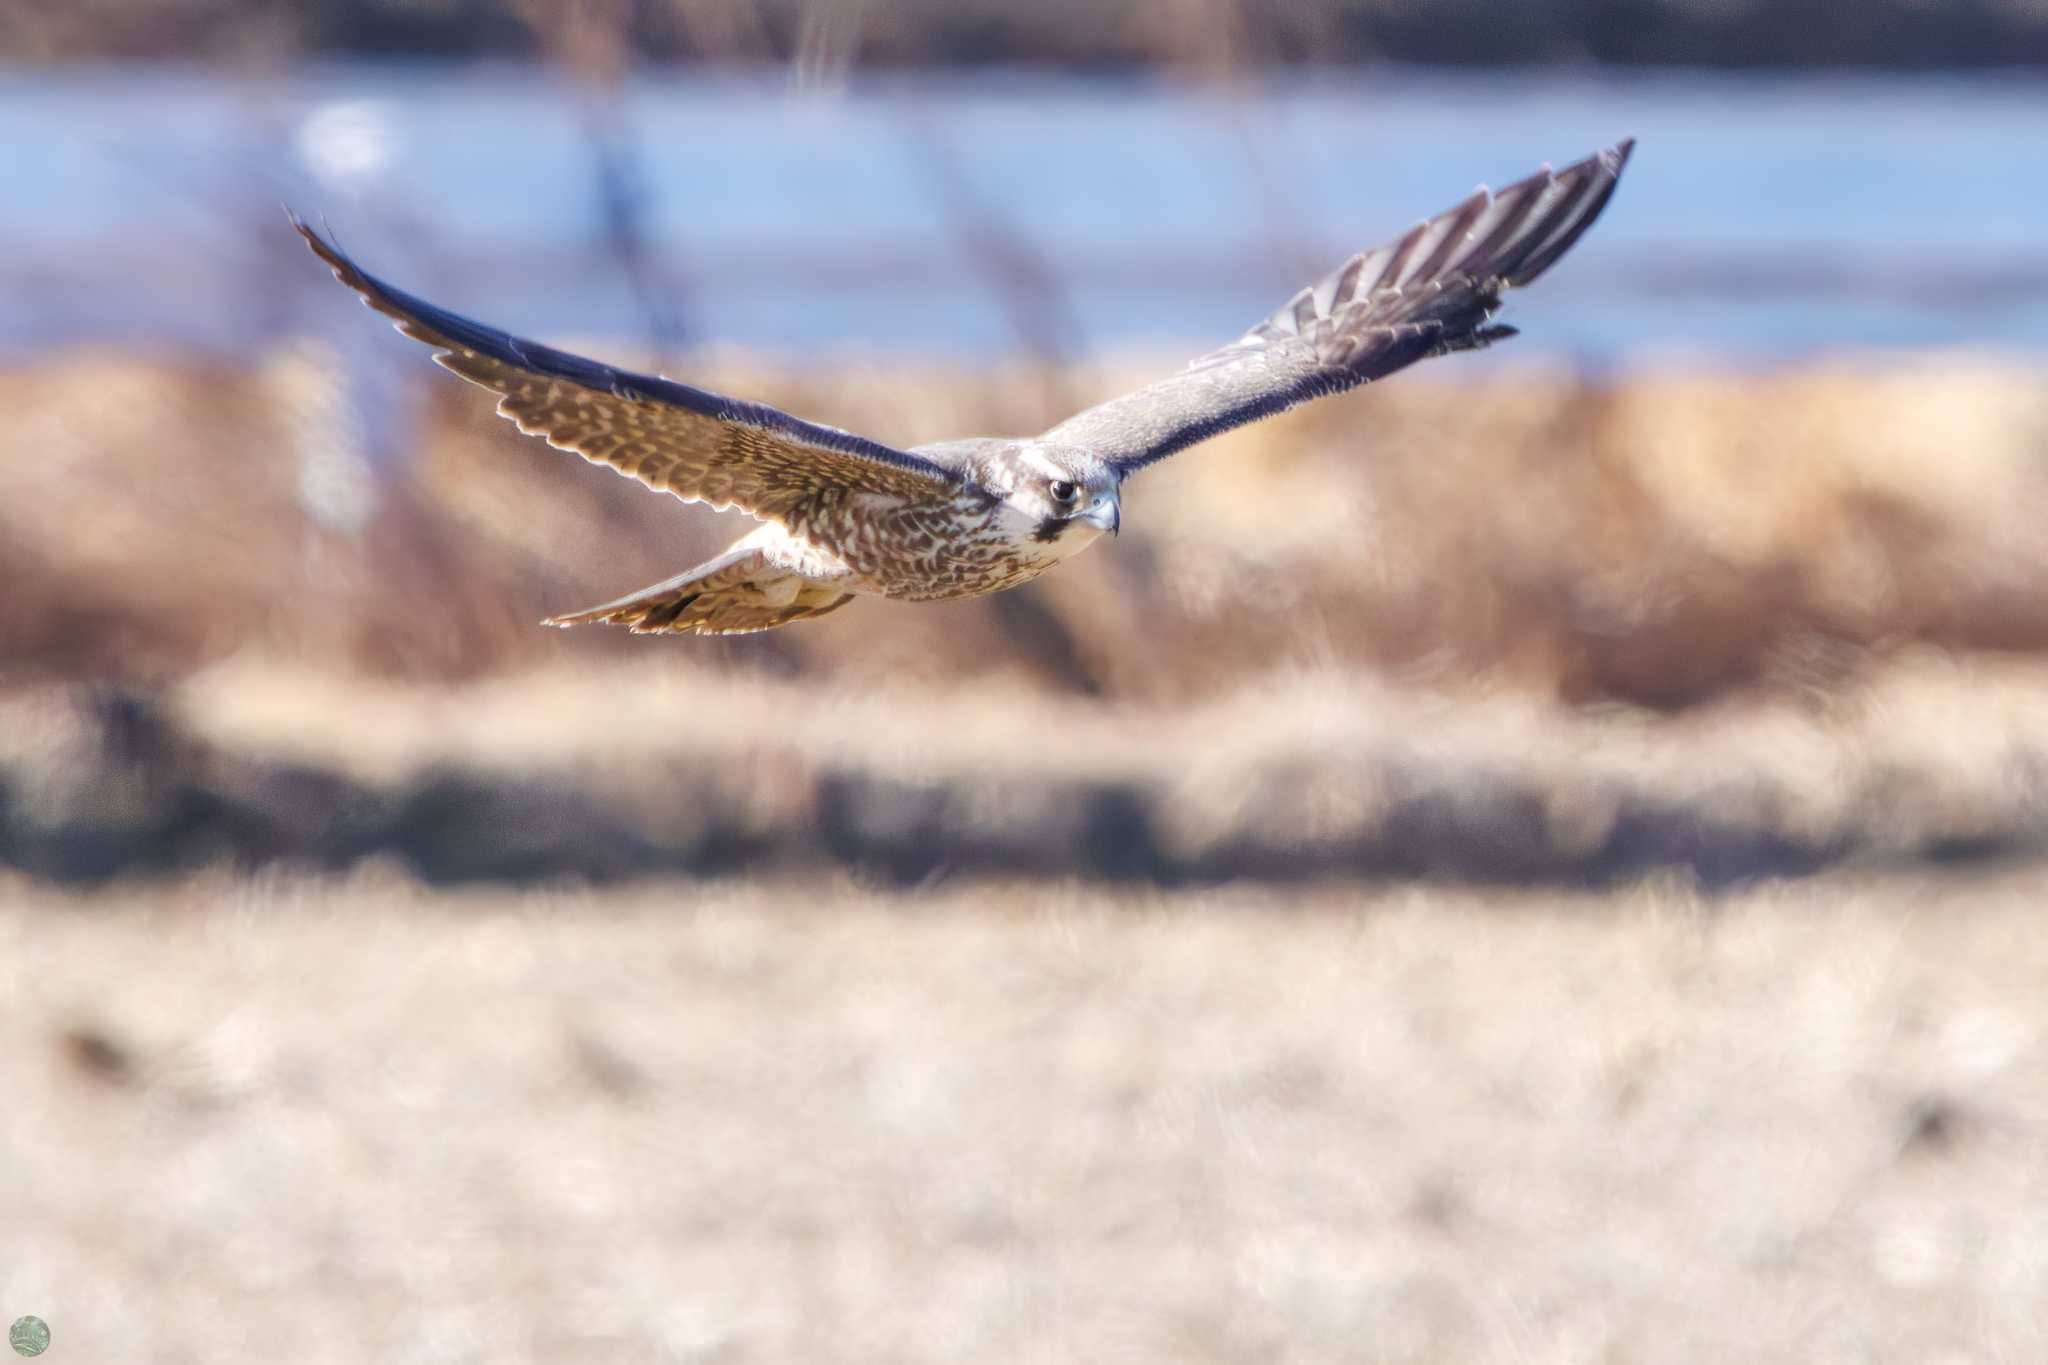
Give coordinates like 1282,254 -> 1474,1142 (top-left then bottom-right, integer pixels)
4,864 -> 2047,1363
8,349 -> 2048,885
8,348 -> 2048,705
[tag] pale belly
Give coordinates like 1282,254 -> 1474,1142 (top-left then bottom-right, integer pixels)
777,496 -> 1107,602
880,547 -> 1071,602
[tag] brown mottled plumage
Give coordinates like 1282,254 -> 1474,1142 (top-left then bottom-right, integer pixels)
294,140 -> 1631,635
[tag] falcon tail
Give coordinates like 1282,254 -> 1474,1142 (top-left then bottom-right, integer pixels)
546,542 -> 854,636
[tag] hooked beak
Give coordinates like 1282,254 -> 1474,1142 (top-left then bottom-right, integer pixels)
1079,495 -> 1120,537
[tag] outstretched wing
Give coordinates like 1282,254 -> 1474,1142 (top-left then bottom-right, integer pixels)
292,217 -> 962,521
1042,140 -> 1633,475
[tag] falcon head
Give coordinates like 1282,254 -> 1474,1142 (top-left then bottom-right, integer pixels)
989,443 -> 1121,549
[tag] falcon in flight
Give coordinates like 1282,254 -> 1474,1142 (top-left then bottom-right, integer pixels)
296,139 -> 1632,635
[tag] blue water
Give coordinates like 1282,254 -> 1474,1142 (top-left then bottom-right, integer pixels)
4,63 -> 2047,363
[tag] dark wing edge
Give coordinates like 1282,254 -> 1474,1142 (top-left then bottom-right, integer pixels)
1044,139 -> 1634,476
287,212 -> 961,510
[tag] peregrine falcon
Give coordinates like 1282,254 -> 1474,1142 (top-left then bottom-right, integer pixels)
295,139 -> 1632,635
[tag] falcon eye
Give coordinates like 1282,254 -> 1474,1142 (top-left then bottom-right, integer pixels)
1049,479 -> 1080,505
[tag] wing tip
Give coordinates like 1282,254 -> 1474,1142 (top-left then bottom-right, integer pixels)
287,207 -> 386,308
286,206 -> 339,265
1492,136 -> 1635,287
291,212 -> 480,365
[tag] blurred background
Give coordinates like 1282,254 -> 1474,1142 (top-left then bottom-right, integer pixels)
5,3 -> 2048,1361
